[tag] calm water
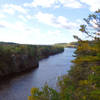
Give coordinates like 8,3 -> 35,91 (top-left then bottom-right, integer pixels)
0,48 -> 75,100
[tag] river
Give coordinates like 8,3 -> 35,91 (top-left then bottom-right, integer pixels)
0,48 -> 75,100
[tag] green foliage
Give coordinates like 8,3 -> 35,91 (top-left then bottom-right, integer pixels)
0,44 -> 38,76
28,84 -> 60,100
37,45 -> 64,60
0,43 -> 64,77
57,10 -> 100,100
29,10 -> 100,100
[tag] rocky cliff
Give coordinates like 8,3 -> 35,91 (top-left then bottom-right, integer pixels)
0,44 -> 38,78
0,43 -> 64,79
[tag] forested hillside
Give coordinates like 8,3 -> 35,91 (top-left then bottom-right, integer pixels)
0,43 -> 64,79
29,10 -> 100,100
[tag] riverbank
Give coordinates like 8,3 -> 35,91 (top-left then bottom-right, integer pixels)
0,42 -> 64,80
0,48 -> 75,100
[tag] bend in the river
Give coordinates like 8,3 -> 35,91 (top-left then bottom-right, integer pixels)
0,48 -> 75,100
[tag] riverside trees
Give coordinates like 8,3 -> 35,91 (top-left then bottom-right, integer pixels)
29,10 -> 100,100
0,43 -> 63,78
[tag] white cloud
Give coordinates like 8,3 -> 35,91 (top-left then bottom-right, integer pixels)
0,19 -> 68,44
23,0 -> 100,11
35,12 -> 78,29
24,0 -> 82,8
18,15 -> 27,22
2,8 -> 15,15
35,12 -> 56,26
0,1 -> 87,44
57,16 -> 74,29
90,19 -> 100,31
0,14 -> 6,19
24,0 -> 57,8
0,27 -> 41,45
41,30 -> 66,44
0,20 -> 27,31
59,0 -> 82,8
80,0 -> 100,11
2,4 -> 27,15
26,15 -> 33,20
0,20 -> 10,28
18,14 -> 34,22
0,19 -> 41,44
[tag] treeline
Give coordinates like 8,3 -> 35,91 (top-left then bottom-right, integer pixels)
37,45 -> 64,60
29,10 -> 100,100
54,42 -> 78,48
0,43 -> 64,78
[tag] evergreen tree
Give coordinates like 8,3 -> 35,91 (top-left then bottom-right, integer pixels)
29,10 -> 100,100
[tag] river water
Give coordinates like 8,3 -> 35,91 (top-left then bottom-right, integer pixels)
0,48 -> 75,100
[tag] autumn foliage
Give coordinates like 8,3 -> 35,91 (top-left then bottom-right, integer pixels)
29,10 -> 100,100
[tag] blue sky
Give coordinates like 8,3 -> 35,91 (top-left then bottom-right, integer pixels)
0,0 -> 100,45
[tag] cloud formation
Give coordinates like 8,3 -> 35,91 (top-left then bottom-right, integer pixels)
1,0 -> 99,44
59,0 -> 82,8
35,12 -> 78,29
24,0 -> 82,8
80,0 -> 100,11
24,0 -> 100,12
24,0 -> 57,8
0,14 -> 6,19
1,4 -> 27,15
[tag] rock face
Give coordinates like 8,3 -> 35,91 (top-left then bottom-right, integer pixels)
0,43 -> 64,79
11,54 -> 38,72
0,44 -> 38,78
0,55 -> 38,77
0,53 -> 38,78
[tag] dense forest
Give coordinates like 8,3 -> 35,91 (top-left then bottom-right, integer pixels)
0,43 -> 64,78
29,10 -> 100,100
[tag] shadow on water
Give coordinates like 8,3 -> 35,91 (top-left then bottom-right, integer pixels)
0,68 -> 38,89
0,48 -> 76,100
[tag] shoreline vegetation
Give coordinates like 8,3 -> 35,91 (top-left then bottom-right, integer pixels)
29,10 -> 100,100
0,42 -> 64,80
